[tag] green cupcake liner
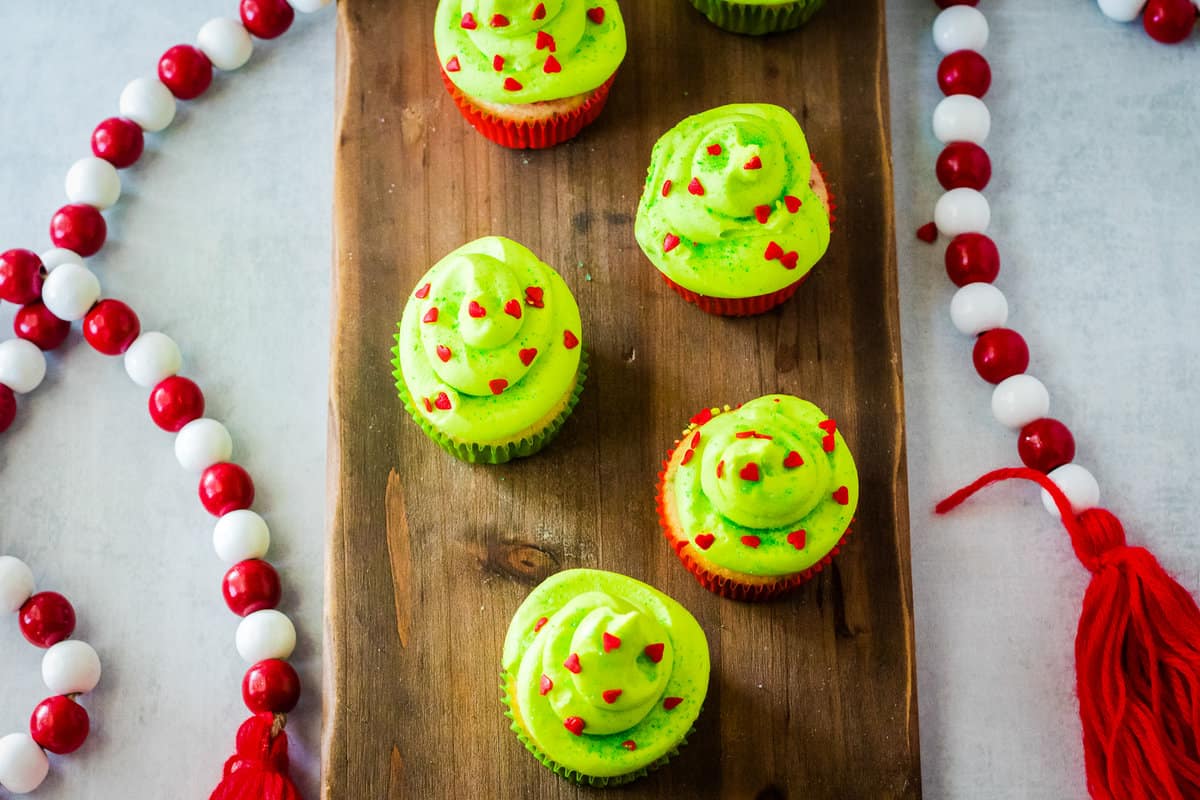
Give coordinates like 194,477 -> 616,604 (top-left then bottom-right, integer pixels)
392,343 -> 588,465
498,671 -> 694,788
687,0 -> 826,35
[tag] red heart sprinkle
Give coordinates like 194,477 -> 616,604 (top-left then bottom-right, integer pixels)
785,195 -> 802,213
693,534 -> 715,550
489,379 -> 508,395
493,54 -> 505,71
587,7 -> 606,23
536,31 -> 556,51
415,282 -> 431,298
532,2 -> 547,19
690,431 -> 701,448
564,653 -> 582,673
687,177 -> 705,196
663,233 -> 681,253
519,348 -> 538,366
916,221 -> 938,243
741,535 -> 761,548
739,463 -> 760,482
434,392 -> 451,410
644,643 -> 665,663
822,434 -> 836,453
784,451 -> 804,468
744,155 -> 763,170
764,241 -> 784,261
754,205 -> 771,224
691,408 -> 713,425
832,486 -> 850,505
707,143 -> 722,156
563,330 -> 579,349
468,300 -> 486,318
543,55 -> 562,73
663,697 -> 683,711
534,616 -> 548,632
603,632 -> 621,652
491,13 -> 510,26
603,689 -> 623,704
422,397 -> 433,412
680,448 -> 694,466
818,419 -> 837,433
504,77 -> 523,91
540,674 -> 553,695
780,251 -> 799,270
622,740 -> 637,751
504,299 -> 522,318
716,460 -> 725,479
787,530 -> 807,550
423,307 -> 439,324
563,717 -> 585,736
525,286 -> 544,308
461,12 -> 477,29
436,345 -> 452,362
661,180 -> 672,197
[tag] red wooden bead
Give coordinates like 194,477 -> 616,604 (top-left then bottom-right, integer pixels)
937,50 -> 991,98
49,204 -> 107,258
1143,0 -> 1196,44
158,45 -> 214,100
1018,418 -> 1076,473
936,141 -> 992,191
19,592 -> 76,648
148,376 -> 205,432
972,328 -> 1030,384
934,0 -> 978,6
944,232 -> 999,286
243,659 -> 301,713
91,117 -> 144,169
14,302 -> 71,351
0,249 -> 45,305
240,0 -> 296,39
83,299 -> 140,356
200,462 -> 255,516
0,385 -> 15,434
223,559 -> 282,616
30,696 -> 90,754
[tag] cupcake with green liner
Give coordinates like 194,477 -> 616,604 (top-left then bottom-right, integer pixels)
687,0 -> 826,35
392,236 -> 586,464
502,568 -> 710,786
657,394 -> 858,601
434,0 -> 627,148
635,103 -> 834,316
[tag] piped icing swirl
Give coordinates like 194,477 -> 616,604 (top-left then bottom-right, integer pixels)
434,0 -> 626,104
635,104 -> 832,298
667,395 -> 858,577
503,569 -> 709,779
395,236 -> 583,443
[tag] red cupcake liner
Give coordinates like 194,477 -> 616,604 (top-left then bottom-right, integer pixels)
441,70 -> 616,150
660,273 -> 810,317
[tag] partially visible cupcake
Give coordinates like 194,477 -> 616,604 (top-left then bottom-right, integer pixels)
434,0 -> 627,149
687,0 -> 826,35
635,104 -> 833,316
657,394 -> 858,601
502,568 -> 710,786
392,236 -> 586,464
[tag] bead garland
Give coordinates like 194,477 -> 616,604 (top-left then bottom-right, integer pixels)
0,0 -> 330,793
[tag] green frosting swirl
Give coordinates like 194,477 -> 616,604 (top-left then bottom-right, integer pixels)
668,395 -> 857,576
434,0 -> 626,104
503,569 -> 709,779
634,104 -> 831,298
396,236 -> 583,444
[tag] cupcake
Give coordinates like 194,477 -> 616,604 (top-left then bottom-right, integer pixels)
687,0 -> 826,35
501,568 -> 710,786
634,103 -> 833,316
392,236 -> 586,464
434,0 -> 627,149
657,394 -> 858,601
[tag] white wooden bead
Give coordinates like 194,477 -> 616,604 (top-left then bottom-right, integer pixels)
0,557 -> 35,614
38,247 -> 83,271
175,418 -> 234,472
123,332 -> 182,388
198,18 -> 254,71
1041,464 -> 1101,516
41,262 -> 101,321
42,640 -> 102,695
933,5 -> 989,54
1097,0 -> 1148,22
0,340 -> 47,395
236,609 -> 297,662
935,187 -> 991,235
933,94 -> 991,145
65,157 -> 121,210
991,375 -> 1051,429
214,510 -> 271,563
119,77 -> 176,133
288,0 -> 332,11
0,733 -> 49,794
950,282 -> 1008,335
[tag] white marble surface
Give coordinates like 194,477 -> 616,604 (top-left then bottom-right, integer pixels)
0,1 -> 1196,798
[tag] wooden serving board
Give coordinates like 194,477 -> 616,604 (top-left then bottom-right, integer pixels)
325,0 -> 918,797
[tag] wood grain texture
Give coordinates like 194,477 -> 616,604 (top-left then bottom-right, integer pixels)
324,1 -> 919,797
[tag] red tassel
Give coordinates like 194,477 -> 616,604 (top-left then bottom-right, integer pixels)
209,713 -> 303,800
938,467 -> 1200,800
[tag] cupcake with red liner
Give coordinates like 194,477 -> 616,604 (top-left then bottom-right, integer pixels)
635,104 -> 833,316
657,394 -> 858,601
435,0 -> 627,149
